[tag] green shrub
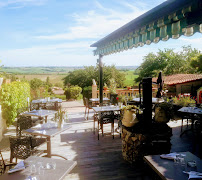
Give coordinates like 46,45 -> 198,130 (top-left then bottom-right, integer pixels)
65,86 -> 82,100
0,81 -> 31,125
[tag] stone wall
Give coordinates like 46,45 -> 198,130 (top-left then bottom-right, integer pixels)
122,123 -> 172,164
0,105 -> 6,142
122,128 -> 147,163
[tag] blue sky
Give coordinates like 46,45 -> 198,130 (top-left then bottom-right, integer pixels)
0,0 -> 201,67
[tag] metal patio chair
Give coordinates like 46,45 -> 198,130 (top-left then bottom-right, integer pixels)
0,150 -> 16,175
98,111 -> 115,140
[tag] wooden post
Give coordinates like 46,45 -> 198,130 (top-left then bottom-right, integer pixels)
98,55 -> 103,106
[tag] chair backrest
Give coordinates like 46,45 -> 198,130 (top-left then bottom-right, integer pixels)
16,116 -> 33,137
46,101 -> 55,110
30,103 -> 39,110
9,136 -> 32,163
0,151 -> 6,175
84,97 -> 92,108
84,97 -> 88,107
100,111 -> 114,124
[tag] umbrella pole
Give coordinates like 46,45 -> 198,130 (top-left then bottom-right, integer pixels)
98,55 -> 103,106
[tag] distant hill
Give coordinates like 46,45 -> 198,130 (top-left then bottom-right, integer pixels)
1,66 -> 138,74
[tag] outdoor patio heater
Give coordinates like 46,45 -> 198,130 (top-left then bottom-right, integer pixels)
139,77 -> 152,124
139,71 -> 163,123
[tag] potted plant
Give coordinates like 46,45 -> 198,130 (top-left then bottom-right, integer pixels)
154,102 -> 174,123
127,86 -> 131,90
109,78 -> 118,105
103,83 -> 108,91
121,105 -> 139,127
57,108 -> 68,128
173,95 -> 196,107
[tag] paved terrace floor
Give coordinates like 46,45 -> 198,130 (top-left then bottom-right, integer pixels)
0,100 -> 201,180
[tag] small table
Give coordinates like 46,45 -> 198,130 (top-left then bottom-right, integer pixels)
89,98 -> 110,106
144,151 -> 202,180
0,156 -> 77,180
178,107 -> 202,137
22,109 -> 58,123
23,123 -> 71,159
32,98 -> 62,110
92,105 -> 121,113
90,97 -> 110,102
132,97 -> 164,104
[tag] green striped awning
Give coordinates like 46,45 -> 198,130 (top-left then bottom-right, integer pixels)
91,0 -> 202,56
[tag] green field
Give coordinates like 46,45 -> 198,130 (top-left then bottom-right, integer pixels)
122,70 -> 138,87
1,66 -> 82,74
17,74 -> 67,86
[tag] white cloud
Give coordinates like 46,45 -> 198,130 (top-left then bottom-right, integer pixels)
36,1 -> 145,41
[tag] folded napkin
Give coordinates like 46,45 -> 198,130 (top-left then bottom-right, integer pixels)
189,174 -> 202,180
35,130 -> 46,134
25,176 -> 38,180
183,171 -> 202,180
8,161 -> 25,173
160,152 -> 178,160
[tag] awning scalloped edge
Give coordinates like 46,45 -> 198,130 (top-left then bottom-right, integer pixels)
93,23 -> 202,56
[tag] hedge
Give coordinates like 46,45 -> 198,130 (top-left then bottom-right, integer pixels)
65,86 -> 82,100
0,81 -> 31,125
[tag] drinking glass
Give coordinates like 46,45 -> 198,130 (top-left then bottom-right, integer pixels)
36,162 -> 44,175
46,162 -> 56,169
174,154 -> 181,167
187,160 -> 197,171
179,154 -> 186,170
30,164 -> 37,174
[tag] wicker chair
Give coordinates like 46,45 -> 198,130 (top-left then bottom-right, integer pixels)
98,111 -> 115,140
30,103 -> 39,110
16,116 -> 46,149
0,150 -> 16,175
93,112 -> 99,134
16,116 -> 33,137
9,136 -> 33,163
84,98 -> 93,120
181,103 -> 196,133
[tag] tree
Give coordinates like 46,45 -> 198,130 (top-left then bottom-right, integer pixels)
63,65 -> 125,89
46,76 -> 52,87
190,54 -> 202,73
30,78 -> 44,90
135,46 -> 201,82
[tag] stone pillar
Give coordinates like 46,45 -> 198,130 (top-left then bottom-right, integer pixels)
92,84 -> 97,98
0,105 -> 6,142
